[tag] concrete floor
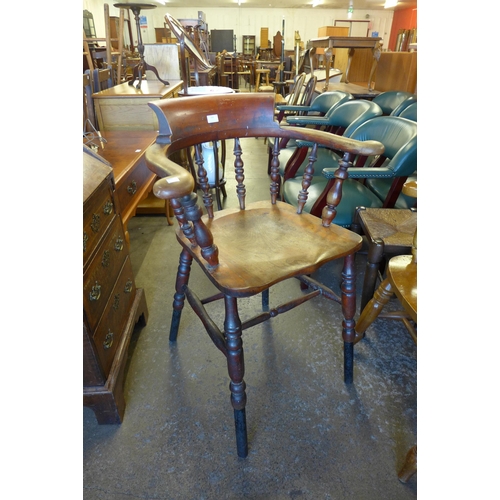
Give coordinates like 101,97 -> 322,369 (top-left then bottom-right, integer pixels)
83,138 -> 417,499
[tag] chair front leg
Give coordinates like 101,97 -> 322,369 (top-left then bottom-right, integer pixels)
169,248 -> 193,342
341,253 -> 357,383
224,295 -> 248,458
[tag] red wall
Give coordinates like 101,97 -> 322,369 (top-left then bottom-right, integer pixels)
388,8 -> 417,51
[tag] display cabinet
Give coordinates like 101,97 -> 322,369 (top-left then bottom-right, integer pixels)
242,35 -> 255,56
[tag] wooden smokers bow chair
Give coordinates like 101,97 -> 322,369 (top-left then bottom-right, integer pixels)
144,93 -> 384,458
354,180 -> 417,482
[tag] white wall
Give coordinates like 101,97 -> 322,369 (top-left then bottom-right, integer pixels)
83,1 -> 394,51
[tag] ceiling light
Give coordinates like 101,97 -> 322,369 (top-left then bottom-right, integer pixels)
384,0 -> 398,8
312,0 -> 322,7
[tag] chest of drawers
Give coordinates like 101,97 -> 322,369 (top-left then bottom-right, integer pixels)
83,146 -> 148,424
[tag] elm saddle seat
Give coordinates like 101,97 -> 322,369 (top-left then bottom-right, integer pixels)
144,93 -> 385,458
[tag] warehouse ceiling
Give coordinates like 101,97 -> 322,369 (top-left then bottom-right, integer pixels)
146,1 -> 417,11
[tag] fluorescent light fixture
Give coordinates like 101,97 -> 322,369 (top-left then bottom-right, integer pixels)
312,0 -> 322,7
384,0 -> 398,7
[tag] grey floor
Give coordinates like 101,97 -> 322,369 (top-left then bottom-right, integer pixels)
83,138 -> 417,499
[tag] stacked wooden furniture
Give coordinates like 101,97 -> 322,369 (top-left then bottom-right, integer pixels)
83,146 -> 148,424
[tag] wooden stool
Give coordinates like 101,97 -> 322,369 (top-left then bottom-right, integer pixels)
255,68 -> 273,92
352,206 -> 417,313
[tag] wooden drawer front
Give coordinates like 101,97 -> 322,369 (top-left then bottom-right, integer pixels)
115,154 -> 154,217
83,179 -> 116,267
92,256 -> 137,378
83,217 -> 128,331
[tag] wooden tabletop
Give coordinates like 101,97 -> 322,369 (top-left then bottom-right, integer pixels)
314,82 -> 381,99
92,79 -> 183,99
309,36 -> 381,49
87,130 -> 158,183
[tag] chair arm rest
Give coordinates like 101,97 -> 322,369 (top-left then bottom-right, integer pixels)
286,116 -> 330,126
322,167 -> 394,179
277,105 -> 311,112
281,125 -> 384,157
145,142 -> 196,200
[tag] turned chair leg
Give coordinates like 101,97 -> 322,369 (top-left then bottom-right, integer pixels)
361,238 -> 385,313
355,278 -> 394,340
169,249 -> 193,342
398,445 -> 417,483
341,254 -> 357,384
224,295 -> 248,457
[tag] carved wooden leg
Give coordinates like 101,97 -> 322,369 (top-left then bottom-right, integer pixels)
224,295 -> 248,457
169,249 -> 193,342
361,238 -> 385,313
398,445 -> 417,483
341,253 -> 357,384
261,289 -> 269,310
355,278 -> 393,340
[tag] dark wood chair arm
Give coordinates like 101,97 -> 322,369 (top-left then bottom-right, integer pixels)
145,142 -> 195,200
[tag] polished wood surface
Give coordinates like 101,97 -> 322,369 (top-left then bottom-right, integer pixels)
309,36 -> 381,91
88,130 -> 158,241
314,81 -> 381,99
144,93 -> 386,457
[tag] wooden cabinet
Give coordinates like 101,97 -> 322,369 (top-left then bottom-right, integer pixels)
260,27 -> 269,48
92,79 -> 183,131
242,35 -> 255,56
83,146 -> 148,424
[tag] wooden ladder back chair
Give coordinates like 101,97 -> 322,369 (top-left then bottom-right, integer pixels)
144,93 -> 385,458
354,179 -> 417,483
83,3 -> 124,84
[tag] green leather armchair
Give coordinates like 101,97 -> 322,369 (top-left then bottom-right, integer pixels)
282,116 -> 417,227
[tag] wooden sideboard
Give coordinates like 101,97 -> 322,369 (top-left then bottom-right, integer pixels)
93,79 -> 183,131
83,146 -> 148,424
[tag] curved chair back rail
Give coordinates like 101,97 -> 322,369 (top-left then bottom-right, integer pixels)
372,91 -> 416,115
146,93 -> 384,229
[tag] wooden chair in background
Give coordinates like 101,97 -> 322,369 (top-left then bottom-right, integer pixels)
144,93 -> 385,458
354,180 -> 417,483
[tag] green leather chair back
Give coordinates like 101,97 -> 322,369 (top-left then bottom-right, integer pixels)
399,102 -> 417,122
306,90 -> 353,114
372,91 -> 415,115
391,95 -> 417,116
346,115 -> 417,161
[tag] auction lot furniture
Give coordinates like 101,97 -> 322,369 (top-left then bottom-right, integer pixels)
83,146 -> 148,424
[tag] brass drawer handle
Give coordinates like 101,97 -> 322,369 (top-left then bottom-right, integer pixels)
112,294 -> 120,310
90,213 -> 100,233
89,281 -> 101,301
102,250 -> 110,267
103,200 -> 113,215
127,180 -> 137,195
103,330 -> 114,349
124,279 -> 133,293
83,232 -> 88,252
114,237 -> 124,252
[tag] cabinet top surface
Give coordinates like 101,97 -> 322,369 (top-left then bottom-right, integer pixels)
93,79 -> 183,99
83,151 -> 113,203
